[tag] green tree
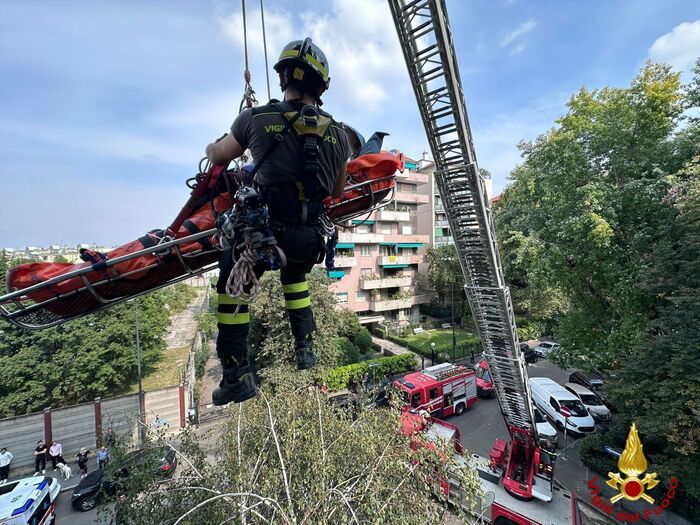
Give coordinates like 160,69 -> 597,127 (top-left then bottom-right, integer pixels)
0,282 -> 199,417
109,379 -> 482,524
248,269 -> 344,370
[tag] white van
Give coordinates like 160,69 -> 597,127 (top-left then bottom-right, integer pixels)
528,377 -> 595,435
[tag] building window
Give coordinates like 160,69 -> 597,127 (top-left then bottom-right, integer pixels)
359,245 -> 372,256
336,293 -> 348,304
380,223 -> 393,234
361,267 -> 373,275
356,224 -> 373,234
402,308 -> 412,317
355,291 -> 369,302
401,225 -> 413,235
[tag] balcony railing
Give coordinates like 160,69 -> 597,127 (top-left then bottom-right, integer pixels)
378,255 -> 411,266
395,171 -> 430,185
332,256 -> 357,268
375,210 -> 411,222
369,294 -> 432,312
338,233 -> 385,243
435,220 -> 450,228
360,276 -> 413,290
394,192 -> 430,204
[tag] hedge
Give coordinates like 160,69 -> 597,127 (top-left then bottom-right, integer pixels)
386,334 -> 480,359
324,353 -> 416,391
578,433 -> 618,477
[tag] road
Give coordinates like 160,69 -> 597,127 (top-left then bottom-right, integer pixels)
54,491 -> 105,524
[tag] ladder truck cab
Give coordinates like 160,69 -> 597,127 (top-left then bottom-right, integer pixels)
394,363 -> 477,418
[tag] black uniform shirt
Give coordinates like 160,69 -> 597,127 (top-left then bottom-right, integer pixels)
231,100 -> 350,199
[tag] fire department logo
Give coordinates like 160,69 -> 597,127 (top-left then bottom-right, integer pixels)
606,423 -> 659,503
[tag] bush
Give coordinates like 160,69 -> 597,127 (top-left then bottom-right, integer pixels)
516,319 -> 546,341
336,337 -> 360,366
578,433 -> 618,476
325,353 -> 416,391
195,312 -> 216,340
353,327 -> 373,353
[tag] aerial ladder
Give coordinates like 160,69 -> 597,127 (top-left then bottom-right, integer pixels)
388,0 -> 566,515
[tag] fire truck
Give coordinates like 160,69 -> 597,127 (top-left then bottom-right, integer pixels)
394,363 -> 477,417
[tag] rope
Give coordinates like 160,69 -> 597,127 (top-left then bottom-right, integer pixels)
241,0 -> 250,79
260,0 -> 271,101
225,241 -> 258,312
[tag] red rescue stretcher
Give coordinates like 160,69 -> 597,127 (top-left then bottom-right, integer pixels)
0,151 -> 403,329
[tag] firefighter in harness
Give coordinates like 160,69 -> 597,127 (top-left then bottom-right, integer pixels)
205,38 -> 350,406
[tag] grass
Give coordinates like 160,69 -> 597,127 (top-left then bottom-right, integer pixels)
388,328 -> 480,358
129,345 -> 191,393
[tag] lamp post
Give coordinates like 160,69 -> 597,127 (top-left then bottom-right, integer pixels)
451,276 -> 456,363
130,298 -> 146,448
430,342 -> 436,365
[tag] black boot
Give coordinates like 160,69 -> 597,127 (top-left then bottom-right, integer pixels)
212,363 -> 257,406
296,339 -> 316,370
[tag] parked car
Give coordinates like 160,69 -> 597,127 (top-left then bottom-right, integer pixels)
71,446 -> 177,512
520,343 -> 539,364
528,377 -> 595,436
532,341 -> 560,358
533,407 -> 558,449
564,383 -> 612,423
568,370 -> 615,411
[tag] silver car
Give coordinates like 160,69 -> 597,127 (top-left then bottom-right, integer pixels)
532,341 -> 560,358
564,383 -> 611,422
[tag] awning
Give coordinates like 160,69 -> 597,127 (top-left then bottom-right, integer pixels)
398,243 -> 424,248
383,264 -> 408,269
335,243 -> 355,249
379,242 -> 397,246
328,270 -> 345,279
351,220 -> 375,225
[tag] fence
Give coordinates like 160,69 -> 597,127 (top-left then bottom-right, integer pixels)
0,386 -> 187,474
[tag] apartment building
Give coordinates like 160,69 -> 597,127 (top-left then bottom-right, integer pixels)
328,155 -> 432,326
416,156 -> 493,247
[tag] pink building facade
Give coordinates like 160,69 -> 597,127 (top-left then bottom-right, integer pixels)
325,156 -> 432,326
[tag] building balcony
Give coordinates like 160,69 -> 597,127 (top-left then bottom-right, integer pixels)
378,255 -> 411,266
333,256 -> 357,268
395,171 -> 430,185
358,314 -> 385,324
395,192 -> 430,205
435,236 -> 454,245
381,234 -> 429,244
435,220 -> 450,228
435,203 -> 445,212
369,294 -> 432,312
375,209 -> 411,222
360,276 -> 413,290
338,232 -> 385,243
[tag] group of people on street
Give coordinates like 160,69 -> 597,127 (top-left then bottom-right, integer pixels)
0,440 -> 111,483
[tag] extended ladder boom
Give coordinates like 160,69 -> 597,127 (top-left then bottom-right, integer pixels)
388,0 -> 535,436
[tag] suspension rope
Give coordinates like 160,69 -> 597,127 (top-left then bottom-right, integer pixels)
241,0 -> 250,82
260,0 -> 271,101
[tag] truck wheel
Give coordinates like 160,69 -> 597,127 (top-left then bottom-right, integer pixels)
455,403 -> 466,415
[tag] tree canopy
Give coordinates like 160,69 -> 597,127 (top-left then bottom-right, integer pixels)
107,381 -> 482,525
0,263 -> 197,417
494,60 -> 700,516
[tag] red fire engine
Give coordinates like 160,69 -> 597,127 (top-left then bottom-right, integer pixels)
394,363 -> 477,418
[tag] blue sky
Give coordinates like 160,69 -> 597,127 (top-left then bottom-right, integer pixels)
1,0 -> 698,247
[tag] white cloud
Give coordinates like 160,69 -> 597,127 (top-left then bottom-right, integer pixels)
500,19 -> 537,54
648,20 -> 700,74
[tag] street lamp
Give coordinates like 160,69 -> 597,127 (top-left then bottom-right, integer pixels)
430,342 -> 436,365
129,298 -> 145,448
451,276 -> 456,363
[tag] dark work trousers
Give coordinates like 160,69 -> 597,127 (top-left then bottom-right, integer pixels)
35,454 -> 46,473
0,465 -> 9,481
216,224 -> 321,369
50,454 -> 65,469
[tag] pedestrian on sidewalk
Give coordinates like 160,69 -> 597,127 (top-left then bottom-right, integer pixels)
421,355 -> 425,369
97,446 -> 109,469
0,447 -> 13,484
470,351 -> 475,364
76,448 -> 90,478
49,441 -> 65,471
33,440 -> 47,475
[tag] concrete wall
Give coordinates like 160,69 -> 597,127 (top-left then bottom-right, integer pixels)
51,401 -> 96,462
0,411 -> 45,471
144,387 -> 180,432
102,394 -> 141,447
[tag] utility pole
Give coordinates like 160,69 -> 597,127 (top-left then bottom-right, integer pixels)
134,299 -> 145,449
451,275 -> 456,363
